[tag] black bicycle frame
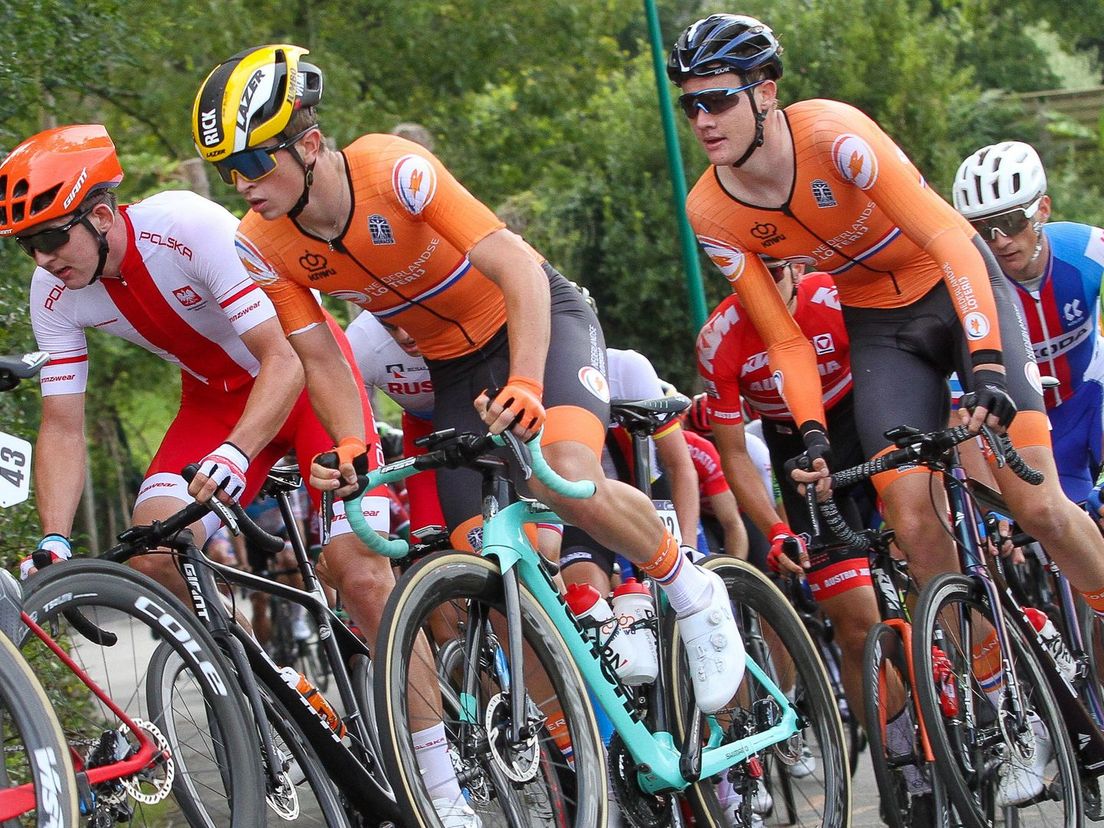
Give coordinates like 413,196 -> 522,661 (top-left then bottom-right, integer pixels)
945,462 -> 1104,776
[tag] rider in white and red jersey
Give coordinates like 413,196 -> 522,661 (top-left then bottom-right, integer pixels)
344,311 -> 445,534
697,256 -> 878,723
3,125 -> 392,642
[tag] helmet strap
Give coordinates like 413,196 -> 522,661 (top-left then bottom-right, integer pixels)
731,87 -> 767,168
80,216 -> 110,285
284,144 -> 315,220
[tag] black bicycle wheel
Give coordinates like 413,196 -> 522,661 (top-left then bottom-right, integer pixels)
863,622 -> 951,828
19,559 -> 264,827
0,629 -> 79,827
663,556 -> 851,828
374,551 -> 607,828
145,640 -> 352,826
912,572 -> 1081,828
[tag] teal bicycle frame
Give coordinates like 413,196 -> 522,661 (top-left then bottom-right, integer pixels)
344,430 -> 800,794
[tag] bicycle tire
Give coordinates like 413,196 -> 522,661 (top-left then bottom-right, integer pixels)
19,559 -> 265,827
146,641 -> 352,826
0,629 -> 79,827
663,556 -> 851,828
374,550 -> 608,828
912,572 -> 1081,828
862,622 -> 950,828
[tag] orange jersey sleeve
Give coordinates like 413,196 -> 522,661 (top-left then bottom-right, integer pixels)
231,135 -> 525,359
234,232 -> 324,335
693,232 -> 826,429
810,103 -> 1004,362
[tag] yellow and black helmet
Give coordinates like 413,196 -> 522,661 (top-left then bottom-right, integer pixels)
192,45 -> 323,164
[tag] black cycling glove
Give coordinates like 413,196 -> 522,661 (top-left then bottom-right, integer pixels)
965,369 -> 1017,428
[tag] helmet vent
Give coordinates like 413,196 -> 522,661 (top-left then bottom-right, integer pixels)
0,174 -> 6,200
11,202 -> 24,223
0,207 -> 6,225
30,185 -> 61,216
12,179 -> 28,199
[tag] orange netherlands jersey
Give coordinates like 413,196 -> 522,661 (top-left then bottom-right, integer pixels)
235,134 -> 539,360
687,98 -> 1004,428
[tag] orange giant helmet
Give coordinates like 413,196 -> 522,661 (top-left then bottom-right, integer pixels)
0,124 -> 123,236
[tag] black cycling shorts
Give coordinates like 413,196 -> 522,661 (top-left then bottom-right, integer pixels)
842,237 -> 1044,456
426,264 -> 609,541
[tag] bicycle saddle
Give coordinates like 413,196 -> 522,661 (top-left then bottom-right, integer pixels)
0,351 -> 49,391
610,395 -> 691,434
262,463 -> 304,495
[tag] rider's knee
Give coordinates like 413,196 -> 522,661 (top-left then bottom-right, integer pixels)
1012,495 -> 1074,545
129,553 -> 179,586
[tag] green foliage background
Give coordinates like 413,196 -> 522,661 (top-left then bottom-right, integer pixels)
1,0 -> 1102,557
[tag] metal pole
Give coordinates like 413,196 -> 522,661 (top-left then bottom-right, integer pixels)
643,0 -> 708,332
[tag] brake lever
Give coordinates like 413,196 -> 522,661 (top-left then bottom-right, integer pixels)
980,423 -> 1008,469
499,431 -> 534,481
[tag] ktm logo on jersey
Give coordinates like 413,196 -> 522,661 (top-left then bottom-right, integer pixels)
172,286 -> 203,308
741,352 -> 769,376
810,285 -> 841,310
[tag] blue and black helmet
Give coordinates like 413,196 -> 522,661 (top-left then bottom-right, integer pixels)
667,14 -> 783,85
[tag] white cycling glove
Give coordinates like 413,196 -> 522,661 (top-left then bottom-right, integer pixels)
20,534 -> 72,581
197,441 -> 250,502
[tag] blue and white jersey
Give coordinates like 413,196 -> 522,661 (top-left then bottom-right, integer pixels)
1006,221 -> 1104,408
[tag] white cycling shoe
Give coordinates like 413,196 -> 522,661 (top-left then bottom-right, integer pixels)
678,570 -> 745,714
996,712 -> 1051,807
432,797 -> 482,828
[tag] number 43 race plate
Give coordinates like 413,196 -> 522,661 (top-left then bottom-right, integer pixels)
0,432 -> 31,507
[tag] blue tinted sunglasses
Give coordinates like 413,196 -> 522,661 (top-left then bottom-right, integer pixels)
213,126 -> 317,185
678,80 -> 765,118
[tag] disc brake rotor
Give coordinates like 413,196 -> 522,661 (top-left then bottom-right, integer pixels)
120,719 -> 175,805
485,693 -> 540,783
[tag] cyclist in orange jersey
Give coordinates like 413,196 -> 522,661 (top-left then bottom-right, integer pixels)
669,15 -> 1104,622
191,46 -> 748,818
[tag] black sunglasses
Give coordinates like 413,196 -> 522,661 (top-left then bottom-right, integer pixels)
677,80 -> 764,119
15,209 -> 92,257
213,126 -> 317,186
969,198 -> 1042,241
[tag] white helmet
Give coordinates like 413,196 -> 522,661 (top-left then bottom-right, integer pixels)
953,141 -> 1047,219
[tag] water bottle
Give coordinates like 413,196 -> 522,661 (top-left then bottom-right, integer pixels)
280,666 -> 347,738
930,638 -> 959,717
611,578 -> 659,685
1024,607 -> 1077,683
564,583 -> 636,682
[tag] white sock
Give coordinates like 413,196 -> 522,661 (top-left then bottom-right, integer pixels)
663,560 -> 716,617
412,722 -> 462,802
